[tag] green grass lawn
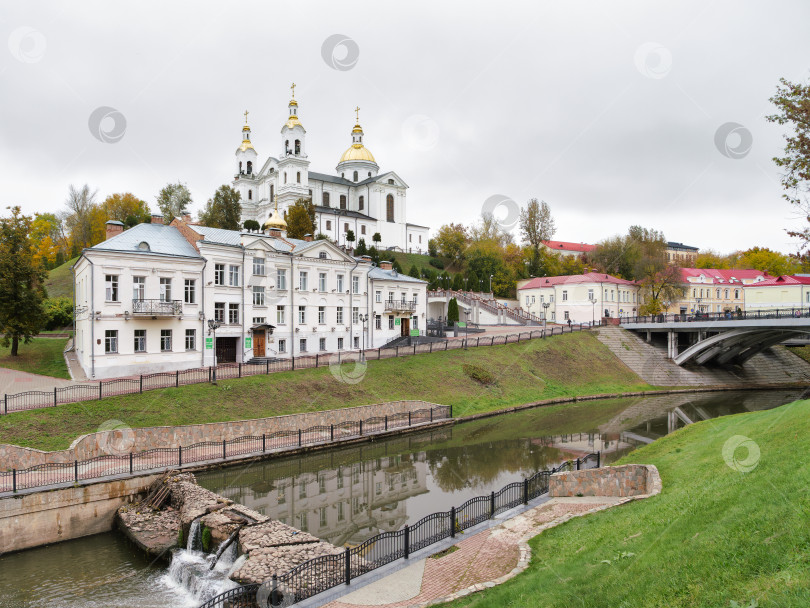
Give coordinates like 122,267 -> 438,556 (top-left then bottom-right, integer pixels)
44,257 -> 78,299
389,251 -> 457,276
0,338 -> 70,379
0,332 -> 651,451
444,397 -> 810,608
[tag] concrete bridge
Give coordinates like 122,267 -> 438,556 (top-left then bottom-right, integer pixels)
621,310 -> 810,366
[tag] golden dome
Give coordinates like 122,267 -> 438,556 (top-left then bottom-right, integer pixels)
339,143 -> 376,163
284,115 -> 303,130
239,139 -> 254,152
264,208 -> 287,230
242,124 -> 250,132
351,123 -> 363,134
289,99 -> 298,107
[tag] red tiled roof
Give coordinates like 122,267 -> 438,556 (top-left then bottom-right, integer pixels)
519,272 -> 636,290
542,240 -> 596,253
679,268 -> 769,284
747,274 -> 810,287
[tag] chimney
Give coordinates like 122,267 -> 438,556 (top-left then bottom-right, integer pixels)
303,233 -> 313,242
182,214 -> 191,223
268,228 -> 281,238
151,214 -> 164,224
379,260 -> 393,270
583,267 -> 589,274
105,220 -> 124,240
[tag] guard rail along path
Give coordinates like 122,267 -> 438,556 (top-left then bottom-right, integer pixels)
0,405 -> 451,495
2,325 -> 597,415
198,452 -> 602,608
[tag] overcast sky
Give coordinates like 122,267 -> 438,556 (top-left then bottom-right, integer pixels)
1,1 -> 808,254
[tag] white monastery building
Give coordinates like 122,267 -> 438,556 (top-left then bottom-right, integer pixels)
234,85 -> 429,253
73,215 -> 427,379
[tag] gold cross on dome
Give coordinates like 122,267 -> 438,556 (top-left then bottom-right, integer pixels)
243,110 -> 249,124
355,106 -> 360,122
291,82 -> 296,99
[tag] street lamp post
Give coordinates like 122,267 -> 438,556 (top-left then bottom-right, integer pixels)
589,297 -> 597,327
489,274 -> 494,293
207,319 -> 221,384
542,302 -> 550,332
359,313 -> 369,361
463,309 -> 470,350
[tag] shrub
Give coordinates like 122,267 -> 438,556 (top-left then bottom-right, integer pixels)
243,219 -> 260,232
43,297 -> 73,330
429,258 -> 444,269
177,527 -> 184,548
201,526 -> 212,552
462,363 -> 495,385
447,297 -> 459,324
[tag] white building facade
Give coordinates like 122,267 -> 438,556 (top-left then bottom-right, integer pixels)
73,218 -> 427,379
234,90 -> 429,253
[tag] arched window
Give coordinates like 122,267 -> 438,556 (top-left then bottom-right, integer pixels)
368,172 -> 371,177
294,140 -> 301,155
388,179 -> 394,185
248,190 -> 253,200
297,172 -> 301,183
358,195 -> 364,211
285,140 -> 290,154
284,173 -> 287,184
735,289 -> 740,299
724,289 -> 729,299
353,171 -> 358,182
238,161 -> 243,173
341,173 -> 345,178
386,194 -> 394,222
323,192 -> 330,207
716,289 -> 720,299
270,185 -> 274,201
340,195 -> 347,210
246,161 -> 252,174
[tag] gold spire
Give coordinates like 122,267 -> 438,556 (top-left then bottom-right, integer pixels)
355,106 -> 360,123
244,109 -> 249,124
291,82 -> 296,99
264,194 -> 287,231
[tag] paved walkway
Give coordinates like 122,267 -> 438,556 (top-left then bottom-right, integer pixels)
0,366 -> 77,396
320,497 -> 624,608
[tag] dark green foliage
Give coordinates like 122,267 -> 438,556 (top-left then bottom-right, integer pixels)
201,526 -> 212,552
198,185 -> 242,230
451,274 -> 464,291
355,239 -> 368,256
447,297 -> 459,324
43,297 -> 73,330
428,238 -> 438,257
462,363 -> 495,385
392,259 -> 403,273
408,264 -> 420,278
243,219 -> 260,232
429,258 -> 445,269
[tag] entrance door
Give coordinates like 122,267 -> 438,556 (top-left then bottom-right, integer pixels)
253,330 -> 266,358
216,337 -> 237,363
400,317 -> 410,337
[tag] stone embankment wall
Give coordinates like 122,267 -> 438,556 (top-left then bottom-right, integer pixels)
0,400 -> 442,470
550,464 -> 662,498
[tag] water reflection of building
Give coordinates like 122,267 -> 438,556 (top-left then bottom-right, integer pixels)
215,452 -> 428,546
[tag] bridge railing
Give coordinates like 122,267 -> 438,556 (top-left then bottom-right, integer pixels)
621,308 -> 810,325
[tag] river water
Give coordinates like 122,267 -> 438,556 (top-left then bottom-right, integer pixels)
0,389 -> 803,607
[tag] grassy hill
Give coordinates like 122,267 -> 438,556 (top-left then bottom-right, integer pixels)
445,397 -> 810,608
44,257 -> 78,299
0,332 -> 650,451
388,251 -> 457,277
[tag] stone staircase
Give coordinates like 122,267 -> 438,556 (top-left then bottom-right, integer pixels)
595,325 -> 810,387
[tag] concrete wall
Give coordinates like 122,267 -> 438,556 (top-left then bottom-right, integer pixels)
549,464 -> 662,498
0,400 -> 443,470
0,473 -> 162,553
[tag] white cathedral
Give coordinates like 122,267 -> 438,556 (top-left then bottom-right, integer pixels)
233,85 -> 430,253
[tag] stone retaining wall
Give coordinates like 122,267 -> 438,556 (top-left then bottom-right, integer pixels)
549,464 -> 662,498
0,400 -> 442,470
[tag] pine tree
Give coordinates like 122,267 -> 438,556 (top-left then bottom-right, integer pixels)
392,258 -> 403,273
355,238 -> 368,256
451,273 -> 464,291
447,297 -> 459,325
408,264 -> 420,279
0,207 -> 47,356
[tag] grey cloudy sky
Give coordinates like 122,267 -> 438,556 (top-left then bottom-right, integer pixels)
1,1 -> 808,254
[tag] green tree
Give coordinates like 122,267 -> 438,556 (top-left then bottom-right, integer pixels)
243,219 -> 261,232
434,223 -> 468,265
736,247 -> 799,276
284,198 -> 316,239
767,77 -> 810,253
447,297 -> 459,325
30,213 -> 63,268
43,297 -> 74,330
63,183 -> 98,251
372,232 -> 382,247
198,185 -> 242,230
408,264 -> 420,279
392,258 -> 403,273
428,238 -> 438,257
156,182 -> 192,223
467,270 -> 480,292
355,238 -> 368,256
345,229 -> 356,248
451,273 -> 464,291
0,207 -> 47,356
469,213 -> 513,247
695,250 -> 731,269
637,262 -> 686,315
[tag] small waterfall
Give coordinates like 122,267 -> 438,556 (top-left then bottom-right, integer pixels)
209,527 -> 241,571
187,517 -> 203,551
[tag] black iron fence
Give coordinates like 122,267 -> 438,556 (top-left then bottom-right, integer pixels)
3,326 -> 598,415
621,308 -> 810,325
0,405 -> 451,495
198,452 -> 601,608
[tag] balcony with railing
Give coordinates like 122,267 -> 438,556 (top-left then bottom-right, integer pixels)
384,299 -> 417,313
131,299 -> 182,317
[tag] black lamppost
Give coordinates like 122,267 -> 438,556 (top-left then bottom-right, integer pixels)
589,297 -> 597,327
542,302 -> 550,332
359,313 -> 368,361
208,318 -> 221,383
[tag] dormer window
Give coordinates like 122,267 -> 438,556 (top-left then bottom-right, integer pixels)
137,241 -> 150,251
388,179 -> 394,185
319,252 -> 327,259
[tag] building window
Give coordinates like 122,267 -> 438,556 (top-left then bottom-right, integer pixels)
337,274 -> 345,292
336,307 -> 344,324
185,329 -> 196,350
412,316 -> 418,329
160,329 -> 172,352
352,276 -> 359,294
214,264 -> 225,285
299,338 -> 307,352
319,337 -> 326,351
338,501 -> 345,521
228,303 -> 239,324
278,339 -> 286,353
564,311 -> 569,320
253,286 -> 265,306
338,337 -> 344,350
277,269 -> 286,290
105,330 -> 118,353
735,289 -> 740,299
229,265 -> 240,287
344,222 -> 349,232
277,305 -> 285,324
375,314 -> 381,329
133,329 -> 146,352
562,290 -> 568,301
253,257 -> 265,276
133,276 -> 145,301
184,279 -> 196,304
298,305 -> 306,324
319,251 -> 327,259
323,192 -> 330,207
386,194 -> 394,222
389,315 -> 394,329
159,278 -> 172,302
352,307 -> 359,324
340,195 -> 347,210
361,225 -> 366,235
270,184 -> 274,201
318,306 -> 325,324
354,336 -> 359,349
248,189 -> 252,200
353,171 -> 358,182
105,275 -> 119,302
359,195 -> 364,211
299,271 -> 308,291
296,171 -> 301,183
375,290 -> 381,302
326,220 -> 332,230
214,302 -> 225,322
252,317 -> 266,324
319,272 -> 327,292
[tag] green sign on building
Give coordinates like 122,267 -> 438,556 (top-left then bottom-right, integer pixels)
205,337 -> 213,350
245,337 -> 252,349
395,318 -> 401,326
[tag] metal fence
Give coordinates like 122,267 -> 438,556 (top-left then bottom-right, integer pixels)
0,405 -> 451,495
198,452 -> 601,608
3,325 -> 599,415
621,308 -> 810,324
